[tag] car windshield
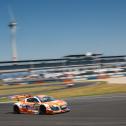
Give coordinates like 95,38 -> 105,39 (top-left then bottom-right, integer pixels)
39,96 -> 56,102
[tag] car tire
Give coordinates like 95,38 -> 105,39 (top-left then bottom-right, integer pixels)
13,105 -> 20,114
39,105 -> 46,115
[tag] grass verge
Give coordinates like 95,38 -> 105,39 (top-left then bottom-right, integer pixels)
1,82 -> 126,102
45,83 -> 126,98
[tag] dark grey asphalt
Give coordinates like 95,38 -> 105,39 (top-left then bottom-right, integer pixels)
1,94 -> 126,126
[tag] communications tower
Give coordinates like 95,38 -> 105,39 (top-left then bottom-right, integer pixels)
8,18 -> 18,61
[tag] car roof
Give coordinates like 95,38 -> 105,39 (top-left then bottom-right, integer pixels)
35,95 -> 48,98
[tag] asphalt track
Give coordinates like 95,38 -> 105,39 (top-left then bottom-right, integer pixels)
1,94 -> 126,126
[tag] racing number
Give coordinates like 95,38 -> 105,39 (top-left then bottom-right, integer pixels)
33,103 -> 39,110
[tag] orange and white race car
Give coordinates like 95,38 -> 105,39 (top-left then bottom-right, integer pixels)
13,95 -> 70,115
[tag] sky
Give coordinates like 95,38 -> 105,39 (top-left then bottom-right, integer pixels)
0,0 -> 126,61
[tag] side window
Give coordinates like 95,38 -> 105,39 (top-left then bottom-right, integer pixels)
27,98 -> 39,103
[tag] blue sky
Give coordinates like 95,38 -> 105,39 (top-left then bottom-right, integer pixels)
0,0 -> 126,61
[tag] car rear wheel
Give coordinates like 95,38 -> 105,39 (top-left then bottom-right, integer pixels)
13,105 -> 20,114
39,105 -> 46,115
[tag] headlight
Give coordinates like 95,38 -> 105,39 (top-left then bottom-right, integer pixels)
50,105 -> 60,111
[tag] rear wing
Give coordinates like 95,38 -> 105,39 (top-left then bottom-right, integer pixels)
8,94 -> 32,101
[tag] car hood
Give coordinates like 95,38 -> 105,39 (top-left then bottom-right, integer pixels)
42,100 -> 66,107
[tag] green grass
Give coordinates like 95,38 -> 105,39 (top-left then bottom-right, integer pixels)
41,83 -> 126,98
1,82 -> 126,102
0,97 -> 11,102
0,85 -> 63,96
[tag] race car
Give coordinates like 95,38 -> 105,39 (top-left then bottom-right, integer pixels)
13,95 -> 70,115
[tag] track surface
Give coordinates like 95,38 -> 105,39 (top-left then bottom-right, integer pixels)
1,94 -> 126,126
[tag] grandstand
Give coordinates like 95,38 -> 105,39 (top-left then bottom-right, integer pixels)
0,53 -> 126,83
0,53 -> 126,71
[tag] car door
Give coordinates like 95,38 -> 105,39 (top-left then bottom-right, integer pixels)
22,98 -> 39,113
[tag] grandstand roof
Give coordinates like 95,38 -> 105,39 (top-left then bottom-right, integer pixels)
64,53 -> 102,58
0,54 -> 126,64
